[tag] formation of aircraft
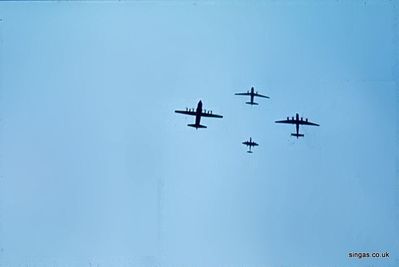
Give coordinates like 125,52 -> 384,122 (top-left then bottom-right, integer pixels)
242,137 -> 258,153
275,113 -> 320,138
175,86 -> 320,153
174,100 -> 223,129
235,86 -> 270,105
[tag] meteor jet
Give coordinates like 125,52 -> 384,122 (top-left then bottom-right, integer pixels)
235,87 -> 270,105
175,100 -> 223,129
242,137 -> 258,153
275,113 -> 319,138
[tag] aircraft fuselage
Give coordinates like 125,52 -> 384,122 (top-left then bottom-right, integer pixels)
194,101 -> 203,127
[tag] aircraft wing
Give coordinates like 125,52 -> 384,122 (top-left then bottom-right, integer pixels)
242,141 -> 258,146
254,93 -> 270,98
201,112 -> 223,118
235,92 -> 250,96
275,119 -> 296,124
299,120 -> 320,126
175,110 -> 196,116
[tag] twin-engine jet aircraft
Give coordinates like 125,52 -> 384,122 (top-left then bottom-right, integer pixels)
175,100 -> 223,129
275,113 -> 319,138
242,137 -> 258,153
235,87 -> 270,105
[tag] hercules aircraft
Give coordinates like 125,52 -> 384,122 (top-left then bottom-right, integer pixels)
235,87 -> 270,105
175,100 -> 223,129
242,137 -> 258,153
275,113 -> 319,138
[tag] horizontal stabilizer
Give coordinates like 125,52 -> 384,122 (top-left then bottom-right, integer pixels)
247,150 -> 253,153
246,102 -> 258,105
291,133 -> 304,138
188,124 -> 207,129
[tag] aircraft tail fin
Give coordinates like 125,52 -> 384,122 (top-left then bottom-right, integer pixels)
291,133 -> 304,138
246,102 -> 258,105
188,124 -> 207,129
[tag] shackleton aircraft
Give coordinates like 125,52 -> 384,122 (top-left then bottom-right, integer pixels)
235,86 -> 270,105
275,113 -> 320,138
242,137 -> 258,153
175,100 -> 223,129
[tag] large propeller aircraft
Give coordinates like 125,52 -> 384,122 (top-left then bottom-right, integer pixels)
275,113 -> 319,138
235,86 -> 270,105
175,100 -> 223,129
242,137 -> 258,153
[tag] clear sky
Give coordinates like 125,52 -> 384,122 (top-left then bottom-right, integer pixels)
0,1 -> 398,266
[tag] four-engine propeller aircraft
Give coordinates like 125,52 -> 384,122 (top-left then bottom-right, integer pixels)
275,113 -> 320,138
235,86 -> 270,105
242,137 -> 258,153
175,100 -> 223,129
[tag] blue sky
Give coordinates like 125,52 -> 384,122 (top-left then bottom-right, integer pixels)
0,1 -> 398,266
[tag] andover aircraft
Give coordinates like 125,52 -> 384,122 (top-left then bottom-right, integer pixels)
242,137 -> 259,153
175,100 -> 223,129
235,86 -> 270,105
275,113 -> 319,138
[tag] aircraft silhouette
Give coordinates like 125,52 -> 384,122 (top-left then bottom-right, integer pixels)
275,113 -> 319,138
175,100 -> 223,129
242,137 -> 258,153
235,86 -> 270,105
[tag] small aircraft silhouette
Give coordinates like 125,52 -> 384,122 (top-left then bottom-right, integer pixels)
175,100 -> 223,129
235,86 -> 270,105
275,113 -> 320,138
242,137 -> 258,153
